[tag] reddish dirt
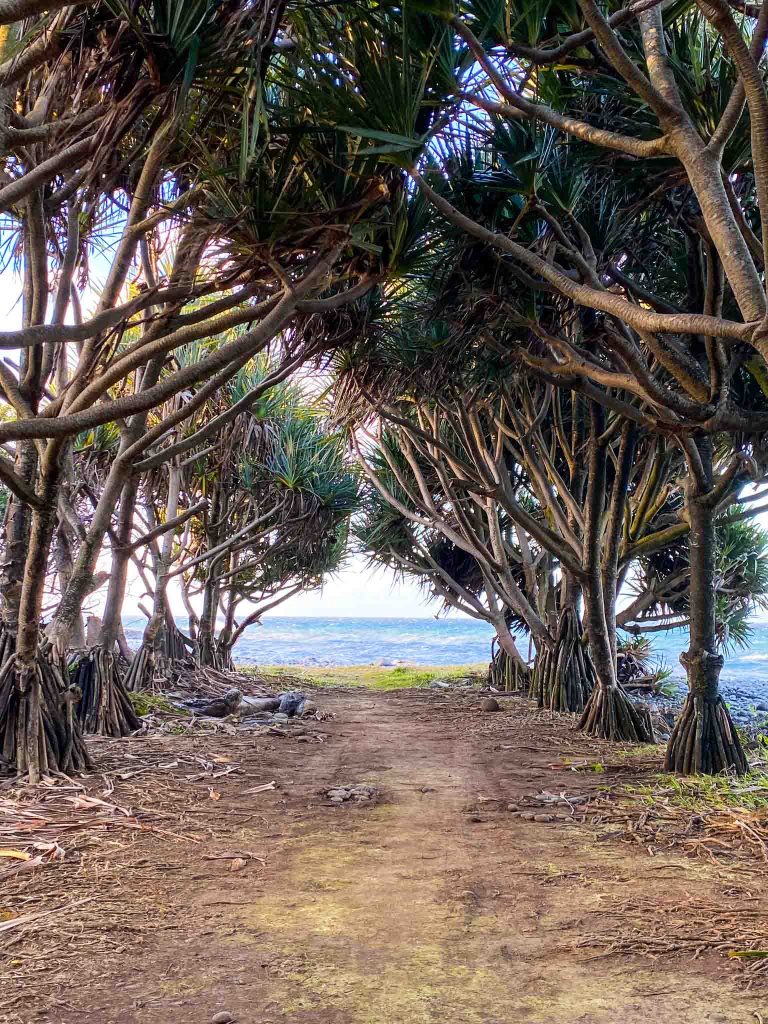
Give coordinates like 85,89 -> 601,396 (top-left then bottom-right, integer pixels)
3,687 -> 767,1024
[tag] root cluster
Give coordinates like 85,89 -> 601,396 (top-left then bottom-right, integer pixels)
578,684 -> 653,743
0,640 -> 90,776
665,693 -> 748,775
487,648 -> 529,692
71,647 -> 140,737
532,607 -> 595,713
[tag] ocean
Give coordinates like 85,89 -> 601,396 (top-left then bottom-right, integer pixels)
121,615 -> 768,676
121,615 -> 768,707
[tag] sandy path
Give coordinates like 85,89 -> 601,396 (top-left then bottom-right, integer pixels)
8,689 -> 765,1023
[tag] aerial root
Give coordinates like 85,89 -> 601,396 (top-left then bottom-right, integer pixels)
71,647 -> 140,737
665,693 -> 748,775
578,684 -> 653,742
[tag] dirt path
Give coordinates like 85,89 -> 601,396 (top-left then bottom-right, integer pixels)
4,688 -> 767,1023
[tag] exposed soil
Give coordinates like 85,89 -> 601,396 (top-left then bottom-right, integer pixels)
3,687 -> 767,1024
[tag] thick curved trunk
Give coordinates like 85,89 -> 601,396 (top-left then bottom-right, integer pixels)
577,409 -> 651,742
1,449 -> 90,780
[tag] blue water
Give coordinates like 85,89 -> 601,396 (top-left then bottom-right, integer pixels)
120,614 -> 768,716
122,615 -> 768,681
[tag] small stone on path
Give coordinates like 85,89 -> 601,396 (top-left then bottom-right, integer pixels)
211,1012 -> 235,1024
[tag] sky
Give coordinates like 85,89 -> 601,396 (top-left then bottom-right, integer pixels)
260,557 -> 438,618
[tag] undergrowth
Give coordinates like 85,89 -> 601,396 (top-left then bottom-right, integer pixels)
128,691 -> 179,716
630,768 -> 768,812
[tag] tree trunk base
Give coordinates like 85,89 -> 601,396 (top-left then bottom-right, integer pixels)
196,638 -> 234,673
487,647 -> 529,692
664,693 -> 748,775
578,684 -> 653,742
71,647 -> 141,737
123,644 -> 175,692
532,607 -> 595,713
0,636 -> 90,779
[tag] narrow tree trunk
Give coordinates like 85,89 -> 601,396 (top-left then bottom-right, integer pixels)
577,407 -> 651,742
665,439 -> 747,774
488,620 -> 530,692
100,475 -> 140,654
125,461 -> 183,691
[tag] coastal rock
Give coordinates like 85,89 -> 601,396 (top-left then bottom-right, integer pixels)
480,697 -> 501,712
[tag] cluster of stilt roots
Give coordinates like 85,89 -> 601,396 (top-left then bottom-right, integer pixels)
487,647 -> 530,692
532,607 -> 595,713
70,647 -> 140,737
578,683 -> 653,743
665,693 -> 747,774
196,636 -> 235,672
124,644 -> 167,692
0,628 -> 90,775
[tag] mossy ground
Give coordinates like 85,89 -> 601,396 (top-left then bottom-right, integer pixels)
241,662 -> 486,691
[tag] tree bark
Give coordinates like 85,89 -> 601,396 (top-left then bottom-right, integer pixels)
578,406 -> 652,742
665,438 -> 747,774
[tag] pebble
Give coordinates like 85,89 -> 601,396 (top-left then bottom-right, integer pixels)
533,813 -> 555,823
480,697 -> 501,712
273,712 -> 289,724
211,1012 -> 235,1024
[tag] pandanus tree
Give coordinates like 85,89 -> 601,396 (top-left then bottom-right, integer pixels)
0,0 -> 451,778
354,427 -> 541,688
124,364 -> 359,682
182,390 -> 359,671
315,0 -> 768,772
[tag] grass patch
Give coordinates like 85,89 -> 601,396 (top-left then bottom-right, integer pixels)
239,663 -> 485,691
630,768 -> 768,812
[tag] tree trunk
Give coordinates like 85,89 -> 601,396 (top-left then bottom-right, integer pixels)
100,475 -> 139,654
532,595 -> 595,714
577,406 -> 651,742
0,449 -> 90,780
578,577 -> 653,742
488,621 -> 530,691
665,439 -> 747,774
125,462 -> 183,692
71,646 -> 140,737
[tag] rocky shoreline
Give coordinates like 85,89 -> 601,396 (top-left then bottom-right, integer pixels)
631,678 -> 768,737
